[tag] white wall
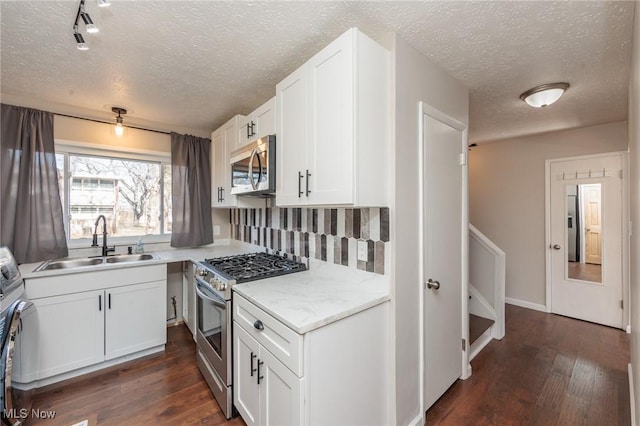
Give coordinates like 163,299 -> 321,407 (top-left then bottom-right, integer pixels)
468,122 -> 628,306
628,2 -> 640,422
392,35 -> 469,425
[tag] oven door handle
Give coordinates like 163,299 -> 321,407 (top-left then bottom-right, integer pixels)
194,280 -> 227,309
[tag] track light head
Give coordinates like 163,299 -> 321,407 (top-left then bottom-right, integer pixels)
74,30 -> 89,50
81,12 -> 99,33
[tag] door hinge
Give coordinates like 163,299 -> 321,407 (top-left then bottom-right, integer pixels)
620,300 -> 624,309
462,338 -> 466,351
458,152 -> 467,166
619,169 -> 623,179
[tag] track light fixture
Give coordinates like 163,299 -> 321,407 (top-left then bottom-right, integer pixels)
73,0 -> 109,50
112,107 -> 127,137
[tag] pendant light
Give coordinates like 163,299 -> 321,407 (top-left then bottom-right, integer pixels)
520,83 -> 570,108
112,107 -> 127,137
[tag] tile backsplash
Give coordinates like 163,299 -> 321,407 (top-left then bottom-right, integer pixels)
230,207 -> 389,274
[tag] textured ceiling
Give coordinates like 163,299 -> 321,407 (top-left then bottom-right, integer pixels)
0,1 -> 635,142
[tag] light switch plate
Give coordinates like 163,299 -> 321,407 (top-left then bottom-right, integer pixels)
357,241 -> 368,261
213,225 -> 220,236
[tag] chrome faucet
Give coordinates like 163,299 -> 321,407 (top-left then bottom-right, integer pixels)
91,215 -> 115,256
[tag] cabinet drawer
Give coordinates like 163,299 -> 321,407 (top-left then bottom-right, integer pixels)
234,294 -> 303,377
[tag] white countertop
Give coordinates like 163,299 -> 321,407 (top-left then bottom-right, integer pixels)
18,240 -> 262,278
233,259 -> 390,334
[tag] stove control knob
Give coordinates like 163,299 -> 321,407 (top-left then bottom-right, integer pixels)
208,278 -> 217,286
197,268 -> 207,276
218,282 -> 227,291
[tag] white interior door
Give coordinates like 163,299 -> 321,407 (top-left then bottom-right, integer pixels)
549,154 -> 623,328
422,112 -> 464,410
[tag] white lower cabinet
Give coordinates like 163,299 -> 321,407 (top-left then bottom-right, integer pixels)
22,264 -> 167,386
33,290 -> 105,379
105,281 -> 166,359
234,323 -> 302,426
233,294 -> 390,426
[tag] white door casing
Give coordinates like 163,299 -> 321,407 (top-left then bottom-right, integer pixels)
547,154 -> 624,329
419,102 -> 468,413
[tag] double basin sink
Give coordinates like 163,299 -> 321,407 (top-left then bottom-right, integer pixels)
34,253 -> 158,272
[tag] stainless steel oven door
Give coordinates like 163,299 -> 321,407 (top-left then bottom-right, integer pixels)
194,277 -> 231,385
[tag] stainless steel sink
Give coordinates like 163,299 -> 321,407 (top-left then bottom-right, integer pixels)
104,254 -> 156,264
34,253 -> 158,272
34,257 -> 105,271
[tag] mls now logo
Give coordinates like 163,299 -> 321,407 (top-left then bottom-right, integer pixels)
4,408 -> 56,420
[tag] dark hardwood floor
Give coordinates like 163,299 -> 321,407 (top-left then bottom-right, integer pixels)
568,261 -> 602,283
30,325 -> 246,426
29,305 -> 631,425
427,304 -> 631,425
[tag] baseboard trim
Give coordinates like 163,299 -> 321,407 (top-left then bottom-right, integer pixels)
469,327 -> 493,362
408,413 -> 423,426
627,324 -> 632,334
630,363 -> 637,426
505,297 -> 546,312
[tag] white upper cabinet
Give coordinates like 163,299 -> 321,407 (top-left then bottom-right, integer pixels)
275,28 -> 390,207
238,96 -> 276,148
211,115 -> 262,208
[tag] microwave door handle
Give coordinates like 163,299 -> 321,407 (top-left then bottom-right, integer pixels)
248,148 -> 258,190
194,280 -> 227,308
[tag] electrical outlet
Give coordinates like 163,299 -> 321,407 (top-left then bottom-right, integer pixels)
213,225 -> 220,236
357,241 -> 368,261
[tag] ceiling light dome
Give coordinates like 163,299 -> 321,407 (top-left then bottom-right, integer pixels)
520,83 -> 570,108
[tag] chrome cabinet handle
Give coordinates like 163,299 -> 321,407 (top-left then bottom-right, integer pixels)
553,244 -> 561,250
305,169 -> 311,196
426,278 -> 440,290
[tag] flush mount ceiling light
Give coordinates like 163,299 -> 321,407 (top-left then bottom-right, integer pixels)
519,82 -> 570,108
112,107 -> 127,137
96,0 -> 111,7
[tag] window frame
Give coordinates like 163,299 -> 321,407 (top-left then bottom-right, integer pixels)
55,141 -> 172,249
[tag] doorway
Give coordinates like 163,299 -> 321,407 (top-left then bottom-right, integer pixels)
546,153 -> 627,329
419,102 -> 467,413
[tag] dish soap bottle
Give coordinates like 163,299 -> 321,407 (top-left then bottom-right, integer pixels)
135,237 -> 144,254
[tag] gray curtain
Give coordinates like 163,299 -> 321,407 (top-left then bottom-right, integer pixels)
1,104 -> 68,263
171,132 -> 213,247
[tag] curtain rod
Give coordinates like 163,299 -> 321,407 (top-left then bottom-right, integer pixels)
54,112 -> 171,135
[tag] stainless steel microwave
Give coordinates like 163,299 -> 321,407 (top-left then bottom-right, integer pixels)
229,135 -> 275,196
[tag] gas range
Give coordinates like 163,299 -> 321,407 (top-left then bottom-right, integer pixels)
194,251 -> 307,300
192,250 -> 307,419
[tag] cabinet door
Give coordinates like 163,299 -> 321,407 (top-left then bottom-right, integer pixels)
253,97 -> 276,140
237,115 -> 253,148
32,290 -> 104,379
234,323 -> 261,426
306,29 -> 355,205
276,64 -> 307,206
211,128 -> 225,207
105,280 -> 166,360
260,347 -> 303,426
221,117 -> 240,206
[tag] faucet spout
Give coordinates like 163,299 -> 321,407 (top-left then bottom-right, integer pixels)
91,215 -> 114,256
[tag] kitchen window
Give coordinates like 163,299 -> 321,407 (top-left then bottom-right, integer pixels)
55,144 -> 172,245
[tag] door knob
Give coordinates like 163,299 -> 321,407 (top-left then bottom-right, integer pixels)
553,244 -> 561,250
426,278 -> 440,290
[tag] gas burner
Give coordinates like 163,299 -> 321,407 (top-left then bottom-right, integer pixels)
203,252 -> 306,283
